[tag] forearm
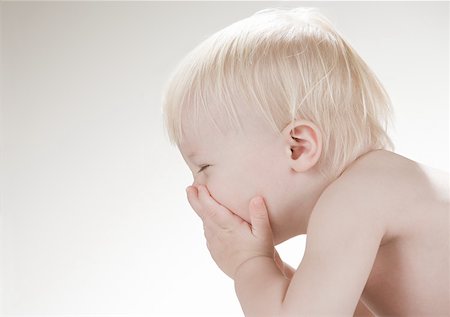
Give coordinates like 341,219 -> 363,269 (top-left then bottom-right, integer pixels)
234,256 -> 291,317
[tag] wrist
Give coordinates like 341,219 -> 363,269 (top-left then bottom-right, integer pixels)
233,255 -> 288,316
233,254 -> 274,280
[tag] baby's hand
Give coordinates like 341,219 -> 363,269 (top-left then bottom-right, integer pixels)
186,185 -> 275,280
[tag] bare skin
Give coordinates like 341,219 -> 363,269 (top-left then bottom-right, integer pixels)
181,113 -> 449,316
282,150 -> 449,316
349,150 -> 449,317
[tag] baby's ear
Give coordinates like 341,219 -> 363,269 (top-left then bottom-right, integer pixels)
281,119 -> 322,173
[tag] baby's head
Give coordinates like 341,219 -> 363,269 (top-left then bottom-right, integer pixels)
161,7 -> 395,243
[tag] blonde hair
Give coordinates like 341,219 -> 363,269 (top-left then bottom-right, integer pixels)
161,7 -> 395,180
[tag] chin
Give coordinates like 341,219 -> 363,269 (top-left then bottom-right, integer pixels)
231,211 -> 249,223
274,239 -> 285,246
273,231 -> 304,246
273,234 -> 289,246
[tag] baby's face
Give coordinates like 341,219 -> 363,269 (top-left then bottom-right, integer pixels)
179,114 -> 299,244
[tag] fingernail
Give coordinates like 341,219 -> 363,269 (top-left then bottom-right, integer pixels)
252,197 -> 264,207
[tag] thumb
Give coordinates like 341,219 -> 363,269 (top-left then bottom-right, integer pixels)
249,196 -> 272,240
273,248 -> 284,272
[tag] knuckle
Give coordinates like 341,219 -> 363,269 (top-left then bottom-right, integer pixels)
205,240 -> 212,251
205,207 -> 217,219
203,226 -> 212,239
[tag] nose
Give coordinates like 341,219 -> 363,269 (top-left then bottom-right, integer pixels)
191,179 -> 199,186
191,174 -> 202,186
191,180 -> 205,190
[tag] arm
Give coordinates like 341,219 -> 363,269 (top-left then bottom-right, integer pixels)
234,256 -> 288,316
234,253 -> 376,316
234,178 -> 386,316
187,185 -> 293,315
233,250 -> 297,315
274,249 -> 295,280
186,178 -> 385,316
354,299 -> 375,317
269,254 -> 373,317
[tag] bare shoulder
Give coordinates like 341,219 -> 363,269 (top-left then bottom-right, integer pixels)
312,150 -> 397,245
282,151 -> 395,315
309,150 -> 450,316
330,149 -> 449,244
319,149 -> 407,214
343,149 -> 448,198
343,149 -> 449,213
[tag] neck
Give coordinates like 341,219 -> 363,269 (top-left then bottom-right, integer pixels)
275,168 -> 336,244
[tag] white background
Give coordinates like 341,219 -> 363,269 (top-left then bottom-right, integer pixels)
1,1 -> 448,316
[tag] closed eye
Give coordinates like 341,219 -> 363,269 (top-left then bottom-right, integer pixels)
197,165 -> 210,173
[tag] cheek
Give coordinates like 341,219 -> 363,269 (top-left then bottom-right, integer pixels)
206,174 -> 254,223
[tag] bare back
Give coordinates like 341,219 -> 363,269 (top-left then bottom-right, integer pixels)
349,150 -> 449,316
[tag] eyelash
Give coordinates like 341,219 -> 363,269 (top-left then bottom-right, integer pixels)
197,165 -> 210,173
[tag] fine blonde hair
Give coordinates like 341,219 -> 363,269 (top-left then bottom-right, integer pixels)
161,7 -> 395,180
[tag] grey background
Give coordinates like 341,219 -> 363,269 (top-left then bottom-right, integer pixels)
1,1 -> 448,316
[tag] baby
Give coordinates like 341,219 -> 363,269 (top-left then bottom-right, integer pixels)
161,7 -> 449,317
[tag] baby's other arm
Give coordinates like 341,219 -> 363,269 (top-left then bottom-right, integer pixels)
275,248 -> 374,317
274,249 -> 295,279
353,299 -> 375,317
234,172 -> 386,316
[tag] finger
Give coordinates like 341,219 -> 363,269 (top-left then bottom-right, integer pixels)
197,185 -> 242,229
186,186 -> 206,220
249,196 -> 273,240
274,248 -> 284,271
283,261 -> 296,279
203,224 -> 214,241
273,248 -> 295,279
